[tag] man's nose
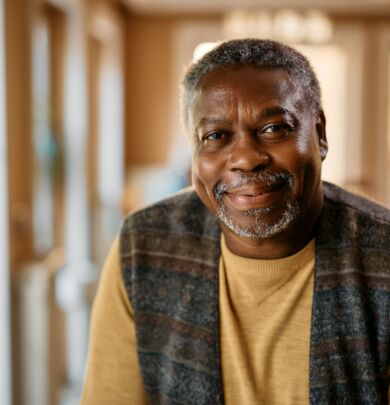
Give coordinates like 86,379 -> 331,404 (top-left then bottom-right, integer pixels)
227,133 -> 271,172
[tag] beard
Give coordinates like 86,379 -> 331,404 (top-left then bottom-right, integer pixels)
214,170 -> 300,239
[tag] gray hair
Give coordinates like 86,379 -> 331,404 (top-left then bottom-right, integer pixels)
181,39 -> 322,131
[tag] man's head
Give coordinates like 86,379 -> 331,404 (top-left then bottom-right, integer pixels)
181,39 -> 321,132
181,39 -> 328,257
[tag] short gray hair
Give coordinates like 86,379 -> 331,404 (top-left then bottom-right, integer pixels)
181,39 -> 322,131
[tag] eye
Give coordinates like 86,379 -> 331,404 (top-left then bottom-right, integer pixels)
202,131 -> 227,142
264,124 -> 285,133
260,123 -> 293,140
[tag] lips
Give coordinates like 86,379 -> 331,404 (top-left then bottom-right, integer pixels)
224,182 -> 286,210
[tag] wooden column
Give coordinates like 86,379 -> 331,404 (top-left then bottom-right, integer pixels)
0,0 -> 12,402
5,0 -> 34,268
5,2 -> 33,403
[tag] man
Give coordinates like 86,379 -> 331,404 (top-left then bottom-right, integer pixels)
81,39 -> 390,404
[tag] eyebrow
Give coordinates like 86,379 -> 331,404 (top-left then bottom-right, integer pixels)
195,117 -> 227,132
257,106 -> 291,120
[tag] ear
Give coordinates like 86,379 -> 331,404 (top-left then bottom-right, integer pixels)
316,110 -> 328,161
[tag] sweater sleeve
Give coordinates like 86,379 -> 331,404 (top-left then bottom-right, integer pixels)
80,237 -> 148,405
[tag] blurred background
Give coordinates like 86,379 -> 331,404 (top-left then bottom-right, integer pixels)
0,0 -> 390,404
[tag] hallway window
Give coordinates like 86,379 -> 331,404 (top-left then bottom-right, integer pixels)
32,19 -> 55,255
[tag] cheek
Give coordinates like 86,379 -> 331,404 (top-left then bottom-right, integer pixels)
271,141 -> 308,174
290,140 -> 323,197
192,152 -> 225,211
192,149 -> 222,185
271,138 -> 321,189
192,157 -> 216,210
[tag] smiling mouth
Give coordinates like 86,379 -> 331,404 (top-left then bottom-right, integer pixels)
224,182 -> 286,210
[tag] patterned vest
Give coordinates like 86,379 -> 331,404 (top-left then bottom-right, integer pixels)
120,182 -> 390,404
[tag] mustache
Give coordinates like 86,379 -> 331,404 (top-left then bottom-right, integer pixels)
214,170 -> 293,200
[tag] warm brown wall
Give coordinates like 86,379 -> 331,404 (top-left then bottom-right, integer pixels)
360,21 -> 381,198
360,20 -> 390,204
124,14 -> 174,167
124,13 -> 222,169
332,15 -> 390,203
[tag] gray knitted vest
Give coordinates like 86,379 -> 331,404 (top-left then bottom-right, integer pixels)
120,182 -> 390,404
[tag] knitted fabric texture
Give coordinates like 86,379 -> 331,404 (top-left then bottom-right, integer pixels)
120,182 -> 390,404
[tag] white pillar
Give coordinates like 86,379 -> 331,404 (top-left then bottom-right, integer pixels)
96,35 -> 125,257
0,0 -> 12,403
63,7 -> 89,263
55,2 -> 97,404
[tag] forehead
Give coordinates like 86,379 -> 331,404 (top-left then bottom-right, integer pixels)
190,65 -> 305,127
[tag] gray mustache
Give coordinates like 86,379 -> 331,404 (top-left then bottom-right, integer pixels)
214,171 -> 293,200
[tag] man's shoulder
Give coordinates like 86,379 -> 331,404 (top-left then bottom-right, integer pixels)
121,187 -> 220,239
323,181 -> 390,225
320,182 -> 390,250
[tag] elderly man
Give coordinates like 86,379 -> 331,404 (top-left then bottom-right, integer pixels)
81,39 -> 390,404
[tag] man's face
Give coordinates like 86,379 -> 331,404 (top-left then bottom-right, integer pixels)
189,65 -> 327,242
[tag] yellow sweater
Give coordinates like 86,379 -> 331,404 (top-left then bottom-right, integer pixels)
81,237 -> 315,404
220,236 -> 314,404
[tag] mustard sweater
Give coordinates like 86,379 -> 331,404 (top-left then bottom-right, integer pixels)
81,237 -> 315,404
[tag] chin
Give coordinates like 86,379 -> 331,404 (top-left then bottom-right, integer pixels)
217,199 -> 300,240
